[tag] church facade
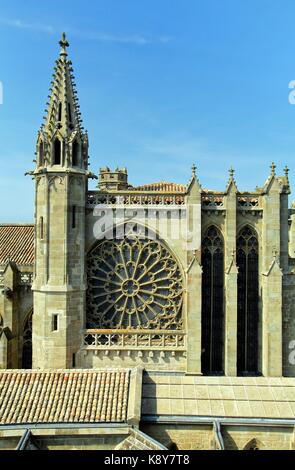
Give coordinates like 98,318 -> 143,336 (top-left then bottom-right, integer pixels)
1,35 -> 295,450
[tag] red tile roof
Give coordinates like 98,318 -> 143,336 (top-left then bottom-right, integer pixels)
0,369 -> 130,424
0,224 -> 34,266
133,181 -> 186,192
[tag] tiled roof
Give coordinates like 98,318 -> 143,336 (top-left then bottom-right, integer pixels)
133,182 -> 186,192
142,374 -> 295,419
0,369 -> 130,425
0,224 -> 34,266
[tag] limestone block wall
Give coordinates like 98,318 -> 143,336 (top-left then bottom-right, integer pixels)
81,350 -> 187,371
141,423 -> 294,450
33,290 -> 84,369
222,425 -> 294,450
283,274 -> 295,376
140,424 -> 214,450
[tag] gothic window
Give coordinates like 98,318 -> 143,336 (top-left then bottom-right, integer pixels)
86,232 -> 183,330
53,138 -> 61,165
58,102 -> 62,122
201,226 -> 224,375
72,140 -> 79,166
237,226 -> 259,375
39,141 -> 44,165
22,313 -> 32,369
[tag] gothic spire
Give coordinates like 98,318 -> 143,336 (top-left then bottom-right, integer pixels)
41,33 -> 84,139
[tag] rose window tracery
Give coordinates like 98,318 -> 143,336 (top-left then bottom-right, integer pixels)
86,237 -> 183,329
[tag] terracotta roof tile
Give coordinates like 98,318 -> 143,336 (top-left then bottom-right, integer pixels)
0,224 -> 34,266
133,182 -> 186,193
0,369 -> 130,424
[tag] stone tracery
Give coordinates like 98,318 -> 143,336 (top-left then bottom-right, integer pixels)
86,236 -> 183,330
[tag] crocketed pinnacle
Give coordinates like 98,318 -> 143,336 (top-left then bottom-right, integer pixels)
41,33 -> 84,139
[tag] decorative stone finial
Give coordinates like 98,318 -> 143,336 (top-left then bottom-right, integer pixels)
270,162 -> 276,176
191,163 -> 197,177
284,165 -> 289,178
59,32 -> 69,57
229,166 -> 235,179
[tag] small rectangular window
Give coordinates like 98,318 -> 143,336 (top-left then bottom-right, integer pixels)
72,353 -> 76,368
52,314 -> 59,332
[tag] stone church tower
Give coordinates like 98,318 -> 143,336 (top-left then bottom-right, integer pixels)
32,34 -> 89,368
1,33 -> 295,451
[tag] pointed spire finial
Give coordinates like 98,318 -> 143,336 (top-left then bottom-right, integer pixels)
229,166 -> 235,179
191,163 -> 197,177
284,165 -> 289,178
270,162 -> 276,176
59,32 -> 69,57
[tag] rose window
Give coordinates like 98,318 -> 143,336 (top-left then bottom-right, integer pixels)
86,237 -> 183,329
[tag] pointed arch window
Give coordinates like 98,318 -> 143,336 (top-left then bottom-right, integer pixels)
201,226 -> 224,375
72,140 -> 79,166
53,138 -> 61,165
237,226 -> 259,375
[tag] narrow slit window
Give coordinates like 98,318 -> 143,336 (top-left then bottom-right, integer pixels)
72,205 -> 76,228
40,216 -> 44,240
58,102 -> 62,122
52,314 -> 59,332
72,353 -> 76,368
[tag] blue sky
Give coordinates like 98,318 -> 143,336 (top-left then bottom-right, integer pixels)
1,0 -> 295,221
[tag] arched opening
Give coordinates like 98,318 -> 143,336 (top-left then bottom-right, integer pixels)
72,140 -> 79,166
237,226 -> 260,375
22,312 -> 32,369
244,438 -> 262,450
201,226 -> 224,375
53,138 -> 61,165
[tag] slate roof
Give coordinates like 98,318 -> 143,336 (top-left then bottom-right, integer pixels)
0,369 -> 130,425
142,374 -> 295,419
0,224 -> 34,266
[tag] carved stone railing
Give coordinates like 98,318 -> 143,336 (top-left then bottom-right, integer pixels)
83,329 -> 186,352
201,193 -> 224,210
237,194 -> 262,211
87,191 -> 185,208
